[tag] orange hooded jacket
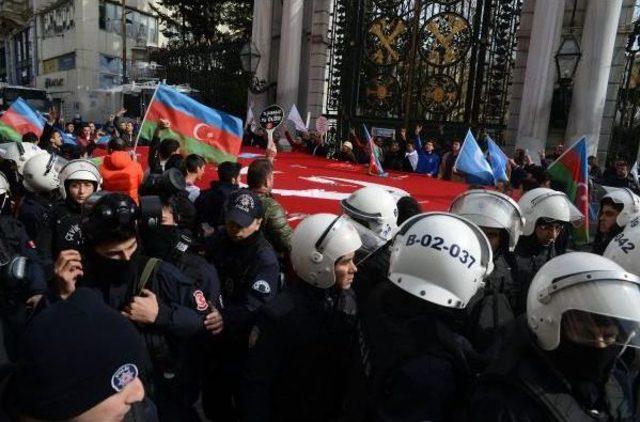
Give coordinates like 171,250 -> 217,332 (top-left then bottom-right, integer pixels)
99,151 -> 144,203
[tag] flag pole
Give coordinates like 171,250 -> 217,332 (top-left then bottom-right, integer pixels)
132,83 -> 161,154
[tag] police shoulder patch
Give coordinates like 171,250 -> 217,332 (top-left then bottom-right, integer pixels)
252,280 -> 271,294
111,363 -> 138,392
193,290 -> 209,311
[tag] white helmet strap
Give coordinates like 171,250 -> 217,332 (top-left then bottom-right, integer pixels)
537,269 -> 640,305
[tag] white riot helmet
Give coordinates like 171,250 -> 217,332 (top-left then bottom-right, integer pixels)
600,188 -> 640,228
291,213 -> 362,289
388,212 -> 494,309
0,142 -> 43,175
340,186 -> 399,250
518,188 -> 583,236
449,189 -> 525,251
22,152 -> 67,193
58,159 -> 102,199
527,252 -> 640,351
603,215 -> 640,274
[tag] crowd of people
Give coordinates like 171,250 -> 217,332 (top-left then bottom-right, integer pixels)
1,111 -> 640,421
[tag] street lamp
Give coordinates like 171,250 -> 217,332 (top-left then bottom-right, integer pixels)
551,34 -> 581,127
555,34 -> 582,84
240,41 -> 275,94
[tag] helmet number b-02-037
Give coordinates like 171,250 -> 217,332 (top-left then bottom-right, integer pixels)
405,234 -> 476,269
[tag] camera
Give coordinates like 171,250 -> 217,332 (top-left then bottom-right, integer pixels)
0,239 -> 27,288
139,168 -> 186,199
81,191 -> 163,243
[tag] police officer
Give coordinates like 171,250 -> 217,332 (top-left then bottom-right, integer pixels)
592,188 -> 640,254
0,171 -> 46,363
0,141 -> 42,196
241,213 -> 363,422
52,192 -> 221,421
513,188 -> 583,314
362,212 -> 494,421
2,287 -> 156,421
469,253 -> 640,421
340,185 -> 399,304
203,189 -> 280,421
37,159 -> 101,264
450,189 -> 525,350
18,151 -> 66,241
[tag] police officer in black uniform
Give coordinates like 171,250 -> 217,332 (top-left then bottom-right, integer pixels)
51,192 -> 221,421
36,159 -> 101,268
449,190 -> 525,352
362,213 -> 494,421
17,151 -> 66,241
470,253 -> 640,421
203,189 -> 280,421
0,171 -> 46,363
241,213 -> 363,422
513,188 -> 582,315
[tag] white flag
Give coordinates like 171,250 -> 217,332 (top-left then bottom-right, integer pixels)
245,105 -> 256,131
287,104 -> 307,132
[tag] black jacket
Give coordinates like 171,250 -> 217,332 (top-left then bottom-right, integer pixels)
241,280 -> 364,422
17,191 -> 54,242
36,198 -> 83,262
512,235 -> 558,315
469,317 -> 637,422
205,229 -> 280,338
195,181 -> 238,228
362,282 -> 486,422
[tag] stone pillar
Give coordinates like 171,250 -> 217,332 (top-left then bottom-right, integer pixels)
565,0 -> 623,155
305,0 -> 332,122
249,0 -> 273,114
515,0 -> 565,160
276,0 -> 304,114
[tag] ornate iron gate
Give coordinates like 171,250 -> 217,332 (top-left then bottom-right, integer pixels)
326,0 -> 522,141
607,18 -> 640,164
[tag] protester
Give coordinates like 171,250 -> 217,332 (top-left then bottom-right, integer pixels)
182,154 -> 206,202
247,158 -> 293,256
439,139 -> 463,181
99,137 -> 144,203
604,159 -> 640,193
195,160 -> 241,231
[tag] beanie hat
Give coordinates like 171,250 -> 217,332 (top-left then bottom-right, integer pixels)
10,288 -> 145,419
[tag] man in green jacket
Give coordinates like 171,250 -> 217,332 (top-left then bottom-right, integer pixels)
247,158 -> 293,255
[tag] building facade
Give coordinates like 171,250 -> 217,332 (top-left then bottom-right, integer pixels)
253,0 -> 640,163
0,0 -> 166,121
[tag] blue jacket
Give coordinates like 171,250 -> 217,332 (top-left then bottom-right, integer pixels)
415,136 -> 441,176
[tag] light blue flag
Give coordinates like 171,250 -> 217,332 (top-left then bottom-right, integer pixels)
486,136 -> 509,183
454,129 -> 494,185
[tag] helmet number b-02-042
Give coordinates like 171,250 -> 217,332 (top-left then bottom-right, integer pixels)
405,234 -> 477,269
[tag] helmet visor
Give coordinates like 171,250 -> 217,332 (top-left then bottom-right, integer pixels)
561,309 -> 640,349
49,155 -> 68,176
450,191 -> 524,249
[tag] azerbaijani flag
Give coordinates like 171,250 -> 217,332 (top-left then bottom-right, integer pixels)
0,98 -> 45,142
547,137 -> 589,245
363,124 -> 387,177
139,84 -> 243,163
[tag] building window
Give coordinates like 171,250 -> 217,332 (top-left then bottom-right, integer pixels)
13,28 -> 32,86
98,1 -> 158,45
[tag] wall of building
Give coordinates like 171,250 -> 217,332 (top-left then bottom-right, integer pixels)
1,0 -> 167,121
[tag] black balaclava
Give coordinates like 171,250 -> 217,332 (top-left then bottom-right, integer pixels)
550,339 -> 622,384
